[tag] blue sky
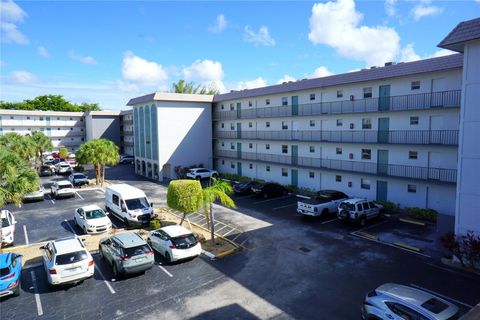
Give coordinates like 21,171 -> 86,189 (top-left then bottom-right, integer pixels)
0,0 -> 479,110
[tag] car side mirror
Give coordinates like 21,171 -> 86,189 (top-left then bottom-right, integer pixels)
39,245 -> 45,250
122,207 -> 127,213
150,202 -> 153,208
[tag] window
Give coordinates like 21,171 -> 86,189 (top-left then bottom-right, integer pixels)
221,142 -> 225,147
28,128 -> 31,131
385,302 -> 428,320
266,99 -> 270,105
361,179 -> 371,190
282,97 -> 288,106
112,194 -> 119,206
266,122 -> 270,128
221,123 -> 225,128
230,123 -> 235,130
221,160 -> 225,165
81,138 -> 84,141
309,120 -> 315,127
230,103 -> 234,111
266,165 -> 270,172
69,117 -> 73,120
249,143 -> 253,149
310,93 -> 315,101
309,171 -> 315,178
336,119 -> 343,127
70,128 -> 73,130
10,116 -> 14,119
337,90 -> 343,98
249,163 -> 253,169
221,104 -> 224,110
266,144 -> 270,150
249,122 -> 253,128
282,121 -> 288,130
230,143 -> 235,150
40,117 -> 44,120
408,184 -> 417,193
363,87 -> 372,98
362,118 -> 372,129
282,168 -> 288,177
282,145 -> 288,154
248,101 -> 253,107
58,128 -> 60,130
71,138 -> 74,141
411,81 -> 420,90
336,175 -> 342,182
310,146 -> 315,153
231,163 -> 235,169
27,116 -> 30,120
361,149 -> 371,160
57,117 -> 60,120
409,151 -> 418,160
336,147 -> 342,155
410,116 -> 419,125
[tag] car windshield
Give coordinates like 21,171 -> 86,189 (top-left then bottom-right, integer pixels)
125,197 -> 149,210
123,245 -> 150,257
85,209 -> 106,219
172,234 -> 197,249
58,184 -> 72,189
340,203 -> 355,211
0,267 -> 10,277
55,250 -> 88,265
421,298 -> 449,314
73,174 -> 85,179
1,217 -> 10,228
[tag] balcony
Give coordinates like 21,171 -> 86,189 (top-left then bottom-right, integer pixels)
213,90 -> 461,120
122,120 -> 133,125
214,150 -> 457,184
213,130 -> 459,146
123,141 -> 134,147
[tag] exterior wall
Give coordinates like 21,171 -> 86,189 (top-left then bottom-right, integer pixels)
120,110 -> 134,155
455,40 -> 480,235
84,114 -> 121,146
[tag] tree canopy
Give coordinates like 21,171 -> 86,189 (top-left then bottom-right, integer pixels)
170,80 -> 219,95
0,132 -> 36,163
76,139 -> 119,186
167,180 -> 203,225
0,95 -> 101,112
30,131 -> 53,168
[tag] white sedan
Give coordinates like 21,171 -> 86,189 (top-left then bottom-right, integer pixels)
147,225 -> 202,264
74,205 -> 112,234
51,180 -> 75,199
185,168 -> 218,180
1,210 -> 16,247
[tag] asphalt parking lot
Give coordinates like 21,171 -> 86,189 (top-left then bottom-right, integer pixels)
2,165 -> 480,319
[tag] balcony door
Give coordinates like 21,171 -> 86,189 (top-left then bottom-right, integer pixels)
291,145 -> 298,165
236,102 -> 242,118
237,142 -> 242,159
376,181 -> 388,201
237,162 -> 242,176
431,78 -> 446,107
291,169 -> 298,186
377,149 -> 389,175
378,85 -> 391,111
377,118 -> 390,144
236,122 -> 242,139
291,96 -> 299,116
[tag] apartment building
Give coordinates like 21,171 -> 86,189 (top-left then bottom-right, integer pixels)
212,54 -> 463,216
120,109 -> 134,155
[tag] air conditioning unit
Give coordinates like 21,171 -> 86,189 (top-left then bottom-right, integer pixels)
349,153 -> 354,159
350,95 -> 355,101
350,123 -> 354,129
348,181 -> 352,187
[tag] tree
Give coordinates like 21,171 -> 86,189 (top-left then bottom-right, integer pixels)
76,139 -> 119,186
0,95 -> 103,112
167,180 -> 202,225
30,131 -> 53,168
0,132 -> 36,163
79,102 -> 101,112
201,178 -> 236,245
170,80 -> 219,95
0,146 -> 39,207
59,147 -> 69,159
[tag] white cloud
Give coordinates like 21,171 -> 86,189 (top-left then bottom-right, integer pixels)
400,43 -> 421,62
208,14 -> 227,33
37,46 -> 50,58
116,80 -> 139,93
308,0 -> 400,67
430,49 -> 455,58
277,75 -> 296,84
0,21 -> 28,44
182,59 -> 224,83
0,1 -> 28,45
310,66 -> 334,78
411,1 -> 443,21
229,77 -> 267,91
385,0 -> 397,17
121,51 -> 168,87
69,50 -> 97,65
0,0 -> 27,23
8,70 -> 38,84
244,26 -> 275,46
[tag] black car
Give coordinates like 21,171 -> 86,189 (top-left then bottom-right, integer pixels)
233,181 -> 255,195
251,182 -> 288,199
39,165 -> 54,176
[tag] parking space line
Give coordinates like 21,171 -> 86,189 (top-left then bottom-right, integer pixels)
352,219 -> 390,233
64,219 -> 76,234
321,218 -> 338,225
23,225 -> 29,245
75,192 -> 84,200
253,195 -> 291,204
158,264 -> 173,277
409,284 -> 473,308
30,270 -> 44,316
95,265 -> 116,294
273,203 -> 297,210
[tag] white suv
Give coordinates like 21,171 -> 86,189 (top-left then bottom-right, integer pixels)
337,198 -> 384,226
41,237 -> 94,286
74,205 -> 112,234
1,210 -> 16,247
51,180 -> 75,199
186,168 -> 218,180
56,162 -> 72,175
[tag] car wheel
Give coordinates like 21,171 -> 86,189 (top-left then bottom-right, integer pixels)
99,247 -> 104,260
13,285 -> 20,296
212,173 -> 218,178
321,209 -> 329,217
123,217 -> 129,227
165,252 -> 172,264
74,218 -> 78,227
83,226 -> 88,235
360,216 -> 367,227
196,176 -> 201,180
112,264 -> 119,278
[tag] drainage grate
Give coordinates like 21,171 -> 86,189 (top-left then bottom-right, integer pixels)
299,247 -> 311,253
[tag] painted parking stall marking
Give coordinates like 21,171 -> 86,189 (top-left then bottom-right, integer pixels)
273,203 -> 297,210
75,191 -> 84,200
158,264 -> 173,277
321,218 -> 338,225
23,225 -> 29,245
64,219 -> 76,234
95,265 -> 116,294
30,270 -> 44,316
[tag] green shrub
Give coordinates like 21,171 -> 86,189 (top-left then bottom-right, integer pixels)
286,184 -> 298,193
405,207 -> 438,223
167,179 -> 202,218
149,218 -> 161,230
297,187 -> 317,197
218,173 -> 250,182
376,200 -> 401,214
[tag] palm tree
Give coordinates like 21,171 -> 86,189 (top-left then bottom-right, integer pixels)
0,146 -> 39,207
76,139 -> 119,186
171,80 -> 219,95
201,178 -> 236,245
30,131 -> 53,168
0,132 -> 36,163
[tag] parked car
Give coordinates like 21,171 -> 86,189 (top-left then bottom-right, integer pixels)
41,237 -> 94,286
1,210 -> 16,247
66,154 -> 76,166
51,180 -> 75,199
39,165 -> 54,176
252,182 -> 288,199
119,155 -> 135,164
186,168 -> 218,180
98,233 -> 154,278
105,184 -> 153,226
233,181 -> 256,195
22,185 -> 45,202
55,162 -> 72,175
362,283 -> 459,320
74,205 -> 112,234
297,190 -> 349,218
69,173 -> 89,187
337,198 -> 384,226
0,252 -> 23,297
147,225 -> 202,264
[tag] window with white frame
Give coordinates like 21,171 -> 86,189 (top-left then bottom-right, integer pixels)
221,160 -> 225,165
310,146 -> 315,153
249,122 -> 253,128
362,118 -> 372,129
249,163 -> 253,169
309,171 -> 315,178
310,93 -> 315,101
361,149 -> 371,160
231,163 -> 235,169
408,184 -> 417,193
337,90 -> 343,98
409,151 -> 418,160
361,178 -> 371,190
266,165 -> 270,172
336,119 -> 343,127
282,168 -> 288,177
249,143 -> 253,149
266,144 -> 270,150
336,175 -> 342,182
266,122 -> 270,128
363,87 -> 372,98
230,103 -> 234,110
310,120 -> 315,127
266,99 -> 270,105
230,143 -> 235,150
282,145 -> 288,154
230,123 -> 235,130
221,142 -> 225,147
249,101 -> 253,107
282,97 -> 288,106
336,147 -> 342,155
221,104 -> 224,110
410,116 -> 419,125
282,121 -> 288,130
411,81 -> 420,90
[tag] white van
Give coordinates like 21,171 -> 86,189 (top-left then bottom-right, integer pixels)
105,184 -> 153,226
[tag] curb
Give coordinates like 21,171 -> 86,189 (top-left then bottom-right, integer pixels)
399,218 -> 426,226
393,242 -> 422,252
357,231 -> 379,241
215,248 -> 238,259
295,194 -> 311,200
202,250 -> 216,260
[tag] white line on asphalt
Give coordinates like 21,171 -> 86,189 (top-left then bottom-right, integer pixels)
352,219 -> 390,234
273,203 -> 297,210
64,219 -> 76,234
253,195 -> 291,204
158,264 -> 173,277
75,192 -> 84,200
30,270 -> 44,316
23,225 -> 29,245
50,197 -> 55,205
321,218 -> 338,225
95,265 -> 116,294
409,284 -> 473,309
